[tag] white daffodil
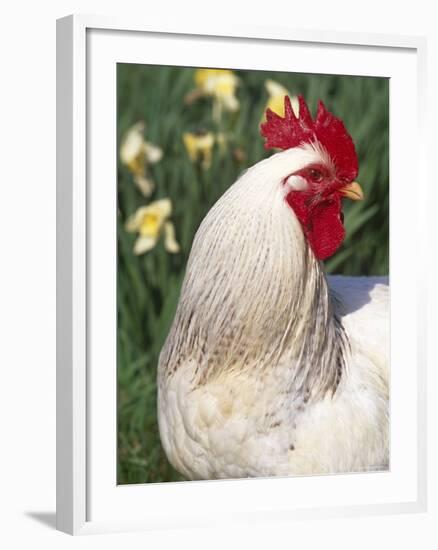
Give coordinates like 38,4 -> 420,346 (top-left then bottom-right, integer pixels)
186,68 -> 240,122
125,198 -> 180,255
120,121 -> 163,197
263,80 -> 299,119
183,131 -> 215,170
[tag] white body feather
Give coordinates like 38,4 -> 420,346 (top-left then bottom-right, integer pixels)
157,147 -> 389,479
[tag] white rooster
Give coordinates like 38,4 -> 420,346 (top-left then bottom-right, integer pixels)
157,96 -> 389,480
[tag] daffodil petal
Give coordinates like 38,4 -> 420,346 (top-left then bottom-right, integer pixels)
125,206 -> 150,232
133,174 -> 155,197
265,79 -> 289,99
133,234 -> 157,255
125,198 -> 174,253
263,79 -> 300,119
183,132 -> 215,165
183,133 -> 197,161
195,69 -> 238,96
149,198 -> 172,219
267,94 -> 299,117
195,68 -> 233,90
221,94 -> 239,112
143,142 -> 163,164
164,222 -> 180,254
289,96 -> 300,117
120,121 -> 146,165
194,68 -> 211,89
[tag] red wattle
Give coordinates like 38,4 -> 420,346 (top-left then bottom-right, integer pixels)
286,193 -> 345,261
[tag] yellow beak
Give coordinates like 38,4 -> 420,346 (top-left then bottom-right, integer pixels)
340,181 -> 364,201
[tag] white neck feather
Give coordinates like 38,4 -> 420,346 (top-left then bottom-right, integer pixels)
161,147 -> 347,399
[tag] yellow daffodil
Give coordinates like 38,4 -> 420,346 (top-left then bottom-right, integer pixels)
183,131 -> 215,170
125,199 -> 180,255
186,68 -> 240,122
120,121 -> 163,197
263,80 -> 299,119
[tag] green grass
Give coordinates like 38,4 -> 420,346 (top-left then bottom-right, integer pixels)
117,64 -> 389,484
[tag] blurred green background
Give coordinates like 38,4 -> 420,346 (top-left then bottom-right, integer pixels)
117,64 -> 389,484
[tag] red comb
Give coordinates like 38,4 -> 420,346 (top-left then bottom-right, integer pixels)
260,95 -> 358,181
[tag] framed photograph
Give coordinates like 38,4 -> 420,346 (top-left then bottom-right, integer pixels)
56,15 -> 427,535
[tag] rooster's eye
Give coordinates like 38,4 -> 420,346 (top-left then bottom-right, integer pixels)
308,169 -> 323,183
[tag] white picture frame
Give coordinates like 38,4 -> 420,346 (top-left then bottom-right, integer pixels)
56,14 -> 428,535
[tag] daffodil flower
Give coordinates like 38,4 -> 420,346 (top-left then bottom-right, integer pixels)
125,199 -> 180,255
263,80 -> 299,119
183,131 -> 215,170
120,121 -> 163,197
186,68 -> 240,122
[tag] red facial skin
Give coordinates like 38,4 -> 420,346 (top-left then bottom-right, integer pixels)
260,96 -> 360,260
285,163 -> 349,261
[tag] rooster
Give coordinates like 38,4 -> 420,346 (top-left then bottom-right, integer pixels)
157,96 -> 389,480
